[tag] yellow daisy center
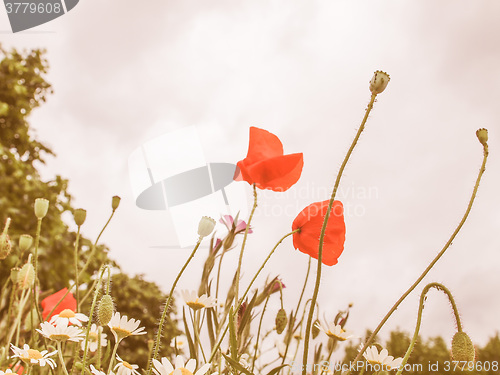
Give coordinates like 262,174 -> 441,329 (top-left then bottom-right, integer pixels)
112,327 -> 132,339
59,309 -> 76,318
89,332 -> 98,341
168,369 -> 193,375
50,334 -> 71,341
26,349 -> 43,360
122,361 -> 133,370
186,301 -> 205,310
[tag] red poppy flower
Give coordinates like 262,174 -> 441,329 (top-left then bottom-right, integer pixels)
41,287 -> 76,321
292,200 -> 346,266
235,127 -> 303,191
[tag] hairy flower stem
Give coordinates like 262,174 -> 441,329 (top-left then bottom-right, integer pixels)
302,92 -> 378,374
46,208 -> 117,321
33,218 -> 42,282
252,294 -> 270,373
107,340 -> 120,375
347,141 -> 489,374
147,238 -> 202,375
57,342 -> 70,375
82,265 -> 110,375
234,184 -> 257,309
395,283 -> 461,375
74,226 -> 81,309
281,257 -> 311,366
208,229 -> 300,363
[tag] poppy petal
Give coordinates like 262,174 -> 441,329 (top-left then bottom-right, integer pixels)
238,153 -> 303,191
41,288 -> 77,321
292,200 -> 346,266
236,127 -> 303,191
244,127 -> 284,165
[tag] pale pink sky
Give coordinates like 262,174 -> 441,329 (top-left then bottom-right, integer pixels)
2,0 -> 500,354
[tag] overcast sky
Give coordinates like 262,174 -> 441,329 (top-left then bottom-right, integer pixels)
2,0 -> 500,354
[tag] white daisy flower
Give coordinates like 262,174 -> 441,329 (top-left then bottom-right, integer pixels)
0,370 -> 13,375
50,308 -> 89,327
90,365 -> 114,375
170,335 -> 187,350
180,290 -> 217,311
315,322 -> 355,341
114,355 -> 140,375
363,346 -> 403,370
10,344 -> 57,369
81,324 -> 108,352
107,312 -> 146,342
153,355 -> 216,375
37,321 -> 84,342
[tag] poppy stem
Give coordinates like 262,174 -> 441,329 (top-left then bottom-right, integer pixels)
234,184 -> 257,310
346,143 -> 489,374
302,92 -> 378,375
208,228 -> 300,363
395,283 -> 461,375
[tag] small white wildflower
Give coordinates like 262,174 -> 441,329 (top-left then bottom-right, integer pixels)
10,344 -> 57,369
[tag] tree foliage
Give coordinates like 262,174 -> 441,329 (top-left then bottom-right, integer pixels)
0,45 -> 178,365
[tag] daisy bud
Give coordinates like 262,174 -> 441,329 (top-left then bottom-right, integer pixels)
0,218 -> 12,260
34,198 -> 49,219
19,234 -> 33,252
97,294 -> 114,326
451,331 -> 475,362
476,128 -> 488,147
369,70 -> 390,94
198,216 -> 216,238
275,308 -> 287,334
74,208 -> 87,226
18,262 -> 35,289
312,319 -> 320,339
111,196 -> 121,211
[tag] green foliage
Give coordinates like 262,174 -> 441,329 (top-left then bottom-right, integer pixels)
0,45 -> 178,365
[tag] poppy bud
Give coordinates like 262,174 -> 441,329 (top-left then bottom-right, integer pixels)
97,294 -> 114,326
34,198 -> 49,219
74,208 -> 87,226
369,70 -> 390,94
198,216 -> 216,238
312,319 -> 321,339
275,308 -> 287,334
10,267 -> 20,284
476,128 -> 488,147
19,234 -> 33,253
451,331 -> 475,362
18,262 -> 35,289
111,196 -> 121,211
0,218 -> 12,260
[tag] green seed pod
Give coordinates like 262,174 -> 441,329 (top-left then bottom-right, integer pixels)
74,208 -> 87,226
275,308 -> 287,334
111,196 -> 121,211
98,294 -> 114,326
0,232 -> 11,260
34,198 -> 49,219
19,234 -> 33,252
10,267 -> 20,284
451,331 -> 475,362
476,128 -> 488,147
18,263 -> 35,289
312,319 -> 320,339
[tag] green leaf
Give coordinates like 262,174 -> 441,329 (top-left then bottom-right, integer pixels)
182,307 -> 197,361
222,353 -> 255,375
266,364 -> 290,375
229,306 -> 238,361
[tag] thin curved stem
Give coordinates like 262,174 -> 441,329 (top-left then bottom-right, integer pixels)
348,142 -> 489,373
208,229 -> 299,363
395,282 -> 462,375
302,93 -> 377,374
147,238 -> 202,375
235,184 -> 257,307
